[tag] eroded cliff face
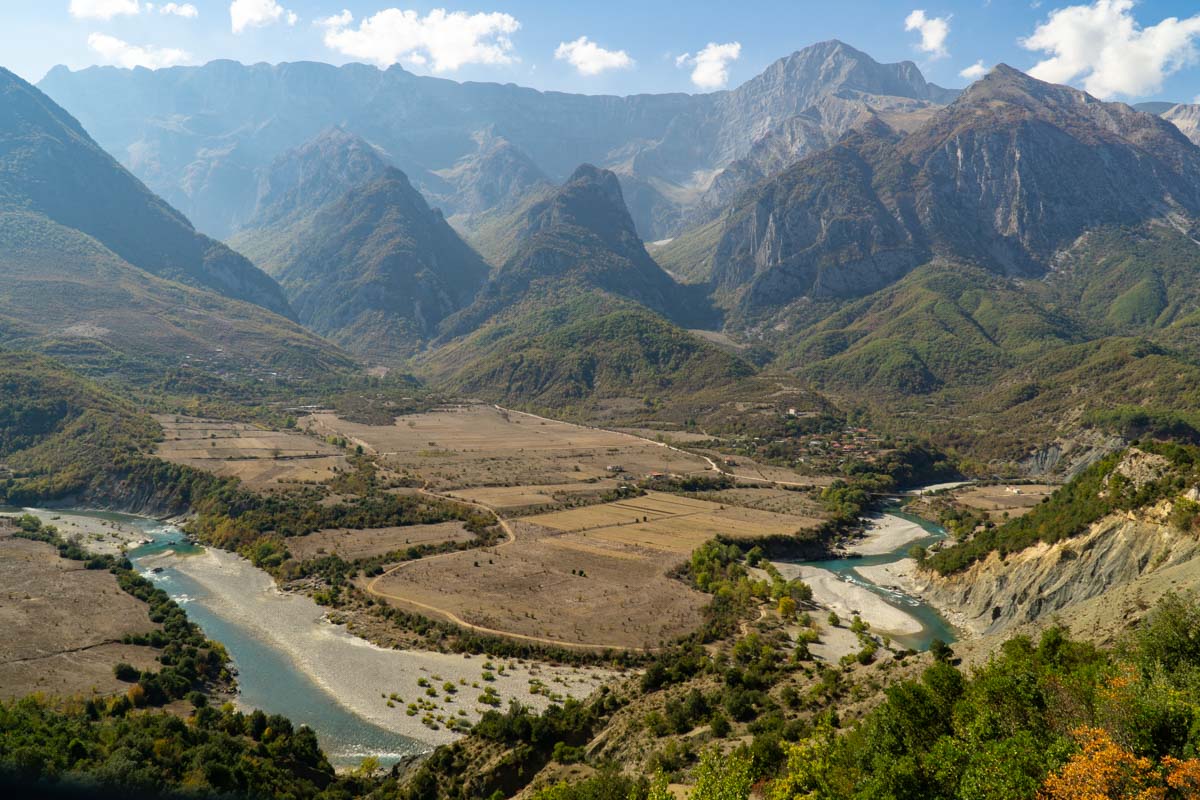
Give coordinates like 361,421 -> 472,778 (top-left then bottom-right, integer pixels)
910,503 -> 1199,638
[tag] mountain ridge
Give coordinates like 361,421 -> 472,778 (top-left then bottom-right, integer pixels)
36,40 -> 955,241
0,67 -> 292,317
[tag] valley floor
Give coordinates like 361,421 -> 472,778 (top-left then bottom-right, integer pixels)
140,545 -> 618,746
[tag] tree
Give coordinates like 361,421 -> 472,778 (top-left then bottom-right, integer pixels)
768,722 -> 837,800
647,770 -> 671,800
690,747 -> 752,800
113,662 -> 139,682
1040,727 -> 1164,800
778,596 -> 797,620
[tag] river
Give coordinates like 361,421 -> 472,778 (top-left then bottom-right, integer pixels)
47,509 -> 428,769
5,499 -> 954,766
784,505 -> 959,651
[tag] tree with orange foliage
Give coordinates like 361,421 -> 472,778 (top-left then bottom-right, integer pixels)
1040,726 -> 1200,800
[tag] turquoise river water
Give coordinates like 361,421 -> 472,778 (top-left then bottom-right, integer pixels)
3,507 -> 425,770
792,505 -> 959,651
5,499 -> 956,765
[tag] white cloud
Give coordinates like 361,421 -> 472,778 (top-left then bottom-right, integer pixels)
554,36 -> 633,76
158,3 -> 198,17
161,3 -> 198,17
230,0 -> 295,34
960,60 -> 988,80
676,41 -> 741,90
905,9 -> 951,59
1021,0 -> 1200,99
87,32 -> 191,69
316,10 -> 353,28
69,0 -> 140,20
320,8 -> 520,72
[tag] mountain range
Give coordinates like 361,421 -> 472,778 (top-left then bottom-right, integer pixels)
7,43 -> 1200,464
231,129 -> 491,362
36,41 -> 955,242
0,67 -> 351,383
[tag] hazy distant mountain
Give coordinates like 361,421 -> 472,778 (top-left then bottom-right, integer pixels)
37,41 -> 954,241
442,164 -> 708,337
229,128 -> 392,272
705,65 -> 1200,319
429,131 -> 552,220
1134,101 -> 1180,115
426,164 -> 746,408
234,134 -> 490,362
244,127 -> 392,233
0,67 -> 349,380
0,67 -> 291,317
1163,103 -> 1200,146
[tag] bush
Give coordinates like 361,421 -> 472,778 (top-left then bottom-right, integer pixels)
113,663 -> 139,682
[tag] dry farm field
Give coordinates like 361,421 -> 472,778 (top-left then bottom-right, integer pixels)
286,522 -> 474,561
363,520 -> 710,650
154,415 -> 348,490
444,483 -> 622,514
365,491 -> 821,649
155,404 -> 828,650
304,405 -> 712,490
525,492 -> 813,553
0,524 -> 162,700
945,484 -> 1058,521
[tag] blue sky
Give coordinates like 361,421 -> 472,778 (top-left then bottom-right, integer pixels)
8,1 -> 1200,102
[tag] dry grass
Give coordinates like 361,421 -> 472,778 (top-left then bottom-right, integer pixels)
364,521 -> 709,649
0,527 -> 162,700
444,482 -> 621,513
527,492 -> 819,555
303,405 -> 711,491
287,522 -> 474,562
951,484 -> 1058,520
154,415 -> 348,490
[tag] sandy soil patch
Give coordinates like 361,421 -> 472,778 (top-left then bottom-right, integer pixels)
366,521 -> 707,650
157,547 -> 616,745
846,514 -> 930,556
287,522 -> 474,562
155,415 -> 348,490
0,528 -> 161,700
806,625 -> 869,664
303,405 -> 712,491
773,562 -> 922,636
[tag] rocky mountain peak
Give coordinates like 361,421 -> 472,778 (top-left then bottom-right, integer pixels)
1163,103 -> 1200,146
245,127 -> 390,231
527,164 -> 639,248
746,40 -> 955,107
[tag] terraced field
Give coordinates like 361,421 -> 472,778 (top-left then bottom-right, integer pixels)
526,492 -> 813,554
304,404 -> 711,490
154,415 -> 348,490
365,492 -> 822,649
